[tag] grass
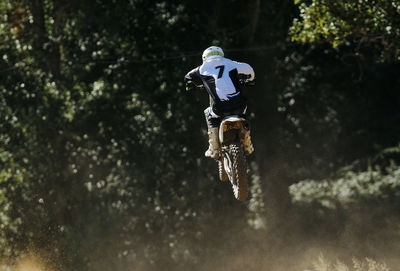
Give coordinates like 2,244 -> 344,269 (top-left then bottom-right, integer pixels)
311,254 -> 390,271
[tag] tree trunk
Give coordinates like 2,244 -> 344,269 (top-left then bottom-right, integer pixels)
248,0 -> 260,44
209,0 -> 222,38
29,0 -> 61,77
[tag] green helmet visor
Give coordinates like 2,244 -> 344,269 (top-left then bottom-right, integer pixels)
203,51 -> 224,60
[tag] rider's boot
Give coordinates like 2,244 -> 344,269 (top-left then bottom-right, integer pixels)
205,127 -> 220,159
242,129 -> 254,156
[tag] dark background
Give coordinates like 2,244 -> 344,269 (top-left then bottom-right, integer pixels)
1,0 -> 400,270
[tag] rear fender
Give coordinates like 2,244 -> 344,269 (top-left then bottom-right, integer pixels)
219,116 -> 246,143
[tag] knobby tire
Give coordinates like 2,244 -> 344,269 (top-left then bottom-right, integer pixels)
227,142 -> 248,201
218,160 -> 228,182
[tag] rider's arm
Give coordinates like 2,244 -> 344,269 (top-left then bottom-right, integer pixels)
184,67 -> 202,91
232,61 -> 255,82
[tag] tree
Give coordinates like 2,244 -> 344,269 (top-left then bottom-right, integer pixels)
290,0 -> 400,62
1,1 -> 283,270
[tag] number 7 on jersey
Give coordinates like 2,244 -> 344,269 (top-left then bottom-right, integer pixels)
215,65 -> 225,79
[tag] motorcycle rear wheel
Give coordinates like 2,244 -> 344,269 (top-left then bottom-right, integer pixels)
224,142 -> 248,201
218,160 -> 228,182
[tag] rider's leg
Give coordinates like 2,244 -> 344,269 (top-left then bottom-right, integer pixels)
204,107 -> 221,159
242,123 -> 254,156
239,108 -> 254,156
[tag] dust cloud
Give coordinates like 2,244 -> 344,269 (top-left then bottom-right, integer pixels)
11,254 -> 50,271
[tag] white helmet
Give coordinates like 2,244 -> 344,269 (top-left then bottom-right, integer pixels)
202,46 -> 224,62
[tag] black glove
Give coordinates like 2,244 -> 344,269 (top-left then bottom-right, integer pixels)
185,81 -> 195,91
246,79 -> 256,86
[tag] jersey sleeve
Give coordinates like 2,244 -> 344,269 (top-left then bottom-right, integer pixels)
184,67 -> 202,87
232,61 -> 255,81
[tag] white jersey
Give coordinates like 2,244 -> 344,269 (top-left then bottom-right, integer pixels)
199,56 -> 254,101
184,56 -> 255,110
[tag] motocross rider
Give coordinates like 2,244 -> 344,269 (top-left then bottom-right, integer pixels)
184,46 -> 255,160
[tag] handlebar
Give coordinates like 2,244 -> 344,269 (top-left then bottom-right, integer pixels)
185,77 -> 255,91
239,78 -> 255,86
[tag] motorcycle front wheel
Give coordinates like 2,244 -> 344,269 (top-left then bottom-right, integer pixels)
223,141 -> 248,201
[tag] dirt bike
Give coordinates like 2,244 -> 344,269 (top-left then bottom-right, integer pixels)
187,78 -> 253,201
216,113 -> 250,201
215,78 -> 254,201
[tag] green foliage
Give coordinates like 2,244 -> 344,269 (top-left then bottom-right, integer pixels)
0,0 -> 274,270
290,0 -> 400,61
291,164 -> 400,208
290,144 -> 400,209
